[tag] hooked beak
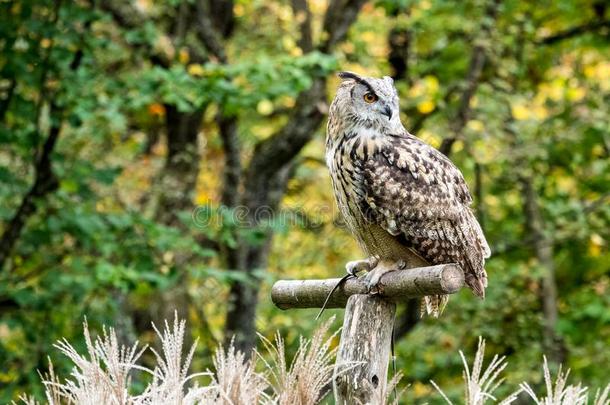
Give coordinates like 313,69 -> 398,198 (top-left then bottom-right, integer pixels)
382,105 -> 393,120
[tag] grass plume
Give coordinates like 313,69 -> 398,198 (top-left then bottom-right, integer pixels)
520,357 -> 610,405
431,337 -> 520,405
258,316 -> 338,405
17,320 -> 609,405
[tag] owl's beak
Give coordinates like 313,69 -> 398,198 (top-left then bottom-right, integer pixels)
382,105 -> 393,120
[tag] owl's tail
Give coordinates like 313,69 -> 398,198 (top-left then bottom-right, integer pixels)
421,294 -> 449,317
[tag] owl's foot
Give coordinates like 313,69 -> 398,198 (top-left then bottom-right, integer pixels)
363,259 -> 406,293
316,256 -> 379,320
345,256 -> 379,277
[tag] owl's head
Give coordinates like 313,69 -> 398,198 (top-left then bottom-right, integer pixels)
329,71 -> 401,134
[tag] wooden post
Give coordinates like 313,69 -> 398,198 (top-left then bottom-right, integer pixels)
270,263 -> 465,404
334,295 -> 395,404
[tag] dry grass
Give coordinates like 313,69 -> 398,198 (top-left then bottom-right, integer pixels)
194,339 -> 270,404
257,317 -> 338,405
431,337 -> 521,405
17,319 -> 609,405
17,315 -> 336,405
520,356 -> 610,405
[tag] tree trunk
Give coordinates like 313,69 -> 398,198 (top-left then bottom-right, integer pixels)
224,164 -> 294,351
222,0 -> 367,351
146,105 -> 204,334
520,177 -> 565,363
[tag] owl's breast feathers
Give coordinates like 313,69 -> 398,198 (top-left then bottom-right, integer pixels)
329,130 -> 491,297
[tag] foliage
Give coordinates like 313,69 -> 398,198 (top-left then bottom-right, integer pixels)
1,0 -> 609,403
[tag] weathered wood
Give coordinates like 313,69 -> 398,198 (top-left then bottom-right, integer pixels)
271,262 -> 467,404
271,264 -> 464,310
333,295 -> 396,404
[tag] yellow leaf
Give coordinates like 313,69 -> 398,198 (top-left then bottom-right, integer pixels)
341,42 -> 355,54
361,31 -> 376,43
556,176 -> 576,194
588,234 -> 605,257
532,105 -> 549,120
592,144 -> 605,157
591,233 -> 604,246
178,48 -> 189,64
467,119 -> 484,132
408,82 -> 425,98
277,4 -> 291,21
548,79 -> 564,101
583,64 -> 596,78
252,124 -> 274,138
257,99 -> 274,116
418,129 -> 441,148
472,138 -> 498,164
484,195 -> 499,208
567,87 -> 585,102
187,64 -> 205,76
470,96 -> 479,108
233,3 -> 245,17
279,95 -> 296,108
282,36 -> 296,51
511,103 -> 530,120
417,99 -> 435,114
413,381 -> 431,397
195,191 -> 209,206
423,75 -> 439,93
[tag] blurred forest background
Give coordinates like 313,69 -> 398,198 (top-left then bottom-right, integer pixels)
1,0 -> 609,402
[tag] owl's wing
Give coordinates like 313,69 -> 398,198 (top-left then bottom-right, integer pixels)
360,133 -> 490,296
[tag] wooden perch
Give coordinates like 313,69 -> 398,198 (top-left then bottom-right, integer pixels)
270,263 -> 466,404
271,263 -> 464,310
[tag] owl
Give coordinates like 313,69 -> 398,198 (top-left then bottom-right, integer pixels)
326,72 -> 491,315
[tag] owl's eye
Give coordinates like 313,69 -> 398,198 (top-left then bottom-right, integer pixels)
363,92 -> 378,103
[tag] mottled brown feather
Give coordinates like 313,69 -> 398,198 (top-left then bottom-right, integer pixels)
326,74 -> 491,310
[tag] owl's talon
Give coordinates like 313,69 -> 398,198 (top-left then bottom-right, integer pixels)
345,256 -> 379,277
362,259 -> 404,293
364,270 -> 384,293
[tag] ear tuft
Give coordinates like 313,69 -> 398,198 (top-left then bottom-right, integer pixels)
337,71 -> 362,81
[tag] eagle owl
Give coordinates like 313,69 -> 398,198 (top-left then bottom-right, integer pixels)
326,72 -> 490,315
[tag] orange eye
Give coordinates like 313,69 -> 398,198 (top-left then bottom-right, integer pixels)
363,92 -> 378,103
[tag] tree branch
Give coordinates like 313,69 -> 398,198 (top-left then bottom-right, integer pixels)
0,104 -> 62,270
439,0 -> 501,157
387,5 -> 412,83
0,2 -> 88,272
244,79 -> 326,194
99,0 -> 144,29
244,0 -> 366,188
537,19 -> 610,45
271,264 -> 464,310
195,0 -> 228,63
320,0 -> 367,52
291,0 -> 314,53
218,115 -> 241,208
